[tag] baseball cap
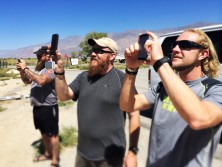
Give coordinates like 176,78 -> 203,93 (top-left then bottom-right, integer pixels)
88,37 -> 118,54
33,46 -> 48,56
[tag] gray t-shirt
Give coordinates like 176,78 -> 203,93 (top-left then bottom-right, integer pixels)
144,76 -> 222,167
69,68 -> 126,161
30,68 -> 57,106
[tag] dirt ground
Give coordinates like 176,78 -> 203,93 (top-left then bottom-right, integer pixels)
0,79 -> 78,167
0,78 -> 148,167
0,78 -> 221,167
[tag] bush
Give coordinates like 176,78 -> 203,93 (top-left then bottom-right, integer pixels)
0,68 -> 19,80
58,100 -> 74,107
59,126 -> 78,148
32,126 -> 78,156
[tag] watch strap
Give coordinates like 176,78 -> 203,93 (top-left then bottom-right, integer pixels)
125,67 -> 138,75
153,57 -> 171,72
54,71 -> 65,76
129,146 -> 139,154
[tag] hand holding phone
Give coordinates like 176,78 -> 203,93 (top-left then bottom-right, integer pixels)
50,34 -> 59,63
138,34 -> 149,60
46,34 -> 59,69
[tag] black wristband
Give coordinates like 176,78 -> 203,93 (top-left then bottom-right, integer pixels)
23,67 -> 29,72
125,67 -> 138,75
129,146 -> 139,155
54,71 -> 65,76
153,57 -> 171,72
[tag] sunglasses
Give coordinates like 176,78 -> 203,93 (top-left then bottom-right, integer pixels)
91,48 -> 113,54
171,40 -> 205,50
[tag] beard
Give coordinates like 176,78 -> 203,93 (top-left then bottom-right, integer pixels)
88,56 -> 110,78
173,61 -> 197,72
35,61 -> 45,71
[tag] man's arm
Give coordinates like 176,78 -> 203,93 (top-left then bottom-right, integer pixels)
54,51 -> 74,101
158,63 -> 222,129
124,110 -> 140,167
120,73 -> 151,112
22,68 -> 52,85
19,69 -> 32,84
119,41 -> 151,112
16,59 -> 52,85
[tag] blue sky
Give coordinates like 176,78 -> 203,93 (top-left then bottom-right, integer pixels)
0,0 -> 221,50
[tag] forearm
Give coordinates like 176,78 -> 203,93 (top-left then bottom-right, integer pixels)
120,74 -> 137,112
158,63 -> 222,129
23,68 -> 48,85
55,75 -> 73,101
128,111 -> 140,148
19,70 -> 32,84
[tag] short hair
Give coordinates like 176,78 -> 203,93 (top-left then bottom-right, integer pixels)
184,29 -> 220,78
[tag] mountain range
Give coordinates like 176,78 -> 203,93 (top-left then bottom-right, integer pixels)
0,22 -> 219,58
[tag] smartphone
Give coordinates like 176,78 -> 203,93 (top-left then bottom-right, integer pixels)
17,58 -> 21,63
50,34 -> 59,63
45,61 -> 55,69
138,34 -> 149,60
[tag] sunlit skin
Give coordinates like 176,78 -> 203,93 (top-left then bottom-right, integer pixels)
88,46 -> 114,77
171,31 -> 208,80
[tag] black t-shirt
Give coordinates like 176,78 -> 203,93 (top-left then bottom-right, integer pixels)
69,68 -> 126,161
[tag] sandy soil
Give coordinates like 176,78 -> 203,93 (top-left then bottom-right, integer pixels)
0,78 -> 221,167
0,79 -> 149,167
0,79 -> 78,167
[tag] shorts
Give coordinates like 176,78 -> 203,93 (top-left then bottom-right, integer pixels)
33,104 -> 59,136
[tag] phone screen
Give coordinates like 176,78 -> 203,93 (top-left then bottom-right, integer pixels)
138,34 -> 149,60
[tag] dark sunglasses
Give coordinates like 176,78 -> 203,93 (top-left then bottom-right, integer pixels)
171,40 -> 205,50
91,48 -> 113,54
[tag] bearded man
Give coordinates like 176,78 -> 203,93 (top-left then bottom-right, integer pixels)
16,46 -> 60,167
54,37 -> 140,167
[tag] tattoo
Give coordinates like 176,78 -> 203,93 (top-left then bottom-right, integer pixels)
23,69 -> 51,84
20,71 -> 31,84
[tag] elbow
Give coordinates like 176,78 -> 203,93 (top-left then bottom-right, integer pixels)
188,122 -> 202,130
36,80 -> 45,86
57,95 -> 69,102
120,103 -> 133,113
119,96 -> 135,112
187,119 -> 208,130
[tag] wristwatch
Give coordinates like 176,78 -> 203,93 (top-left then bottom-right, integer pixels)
153,56 -> 172,72
129,146 -> 139,155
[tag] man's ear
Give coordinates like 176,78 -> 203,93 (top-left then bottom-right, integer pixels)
110,53 -> 116,61
198,49 -> 209,60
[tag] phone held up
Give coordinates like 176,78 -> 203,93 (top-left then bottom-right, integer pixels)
45,34 -> 59,69
138,34 -> 149,60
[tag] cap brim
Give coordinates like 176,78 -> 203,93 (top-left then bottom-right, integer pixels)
88,39 -> 96,46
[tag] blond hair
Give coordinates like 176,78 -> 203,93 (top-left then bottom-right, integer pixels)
184,29 -> 220,78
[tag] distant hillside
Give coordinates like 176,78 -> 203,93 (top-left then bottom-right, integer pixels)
0,22 -> 219,58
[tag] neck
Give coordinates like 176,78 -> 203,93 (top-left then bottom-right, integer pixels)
103,65 -> 113,75
179,68 -> 205,81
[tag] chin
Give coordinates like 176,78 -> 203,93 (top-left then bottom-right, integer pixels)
90,61 -> 98,67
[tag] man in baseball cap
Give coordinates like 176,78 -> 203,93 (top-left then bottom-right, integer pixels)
16,45 -> 60,166
33,46 -> 48,56
88,37 -> 118,54
53,37 -> 140,166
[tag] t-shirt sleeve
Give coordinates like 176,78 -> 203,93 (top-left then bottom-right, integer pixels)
43,69 -> 55,79
203,83 -> 222,109
143,83 -> 160,106
69,72 -> 84,101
